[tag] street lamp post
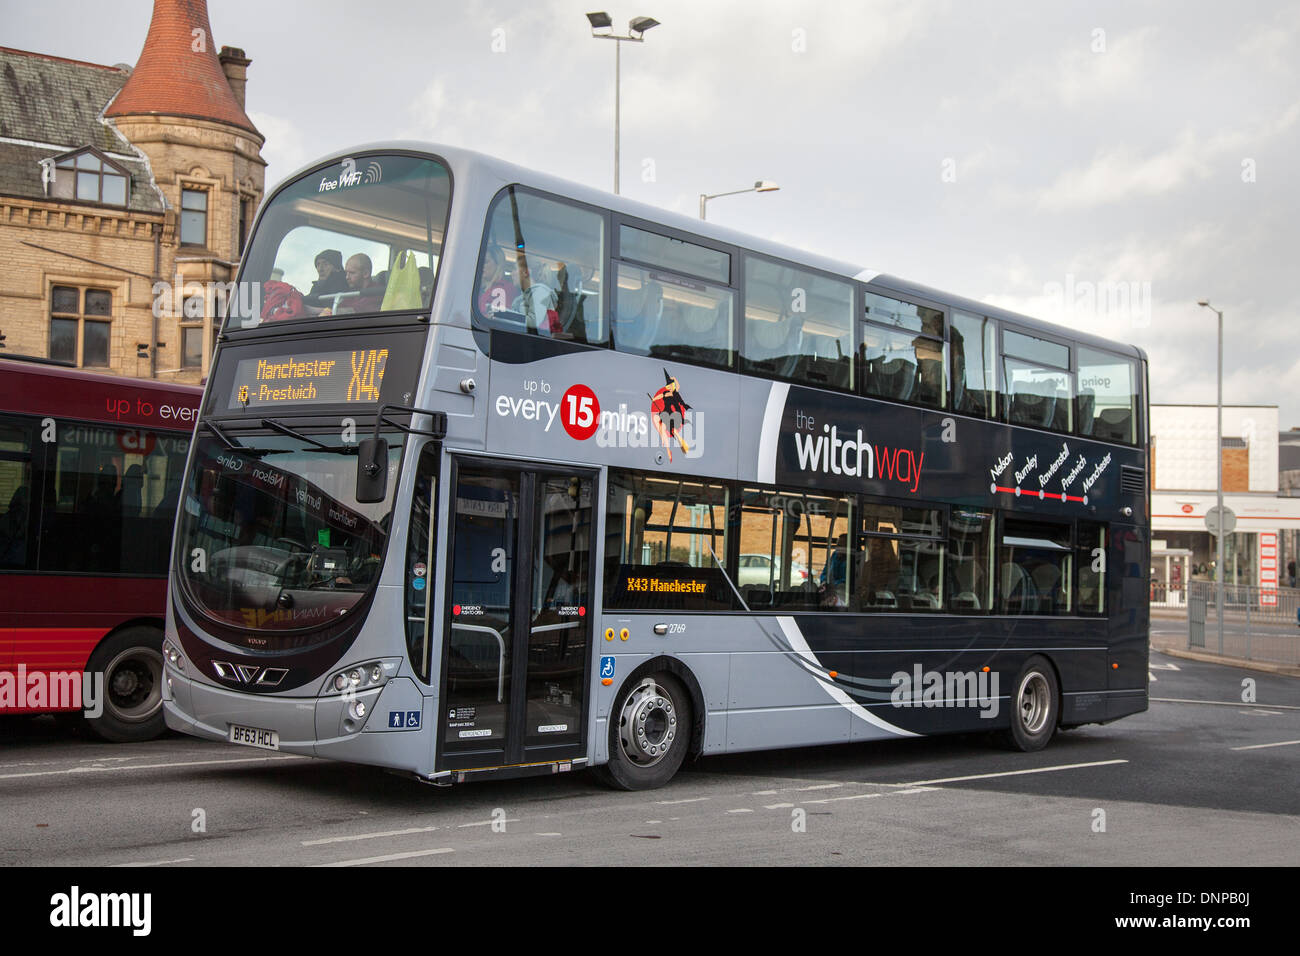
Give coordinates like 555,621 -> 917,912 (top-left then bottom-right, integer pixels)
1197,299 -> 1226,655
586,12 -> 660,195
699,181 -> 780,220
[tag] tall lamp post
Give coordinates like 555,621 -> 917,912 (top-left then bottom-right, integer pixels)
699,181 -> 780,220
587,11 -> 660,195
1197,299 -> 1226,654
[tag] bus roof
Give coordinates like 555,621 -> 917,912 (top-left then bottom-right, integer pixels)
269,140 -> 1145,360
0,357 -> 202,427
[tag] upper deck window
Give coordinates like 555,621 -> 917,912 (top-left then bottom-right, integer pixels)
1076,347 -> 1137,444
859,291 -> 944,407
228,154 -> 451,328
1002,329 -> 1073,433
743,256 -> 853,390
475,188 -> 606,344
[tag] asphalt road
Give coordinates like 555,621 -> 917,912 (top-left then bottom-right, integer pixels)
1,649 -> 1296,867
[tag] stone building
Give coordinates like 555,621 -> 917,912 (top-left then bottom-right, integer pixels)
0,0 -> 265,383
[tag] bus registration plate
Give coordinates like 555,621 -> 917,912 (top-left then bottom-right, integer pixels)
228,723 -> 280,751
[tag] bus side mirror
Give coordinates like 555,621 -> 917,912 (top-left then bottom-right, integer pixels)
356,437 -> 389,503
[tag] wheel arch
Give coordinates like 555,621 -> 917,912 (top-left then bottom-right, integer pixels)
618,655 -> 706,759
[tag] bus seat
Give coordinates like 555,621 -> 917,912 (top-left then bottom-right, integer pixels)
1095,407 -> 1131,442
748,315 -> 801,377
614,278 -> 663,352
1012,388 -> 1054,428
879,358 -> 915,401
915,357 -> 943,405
953,590 -> 980,610
1078,388 -> 1096,435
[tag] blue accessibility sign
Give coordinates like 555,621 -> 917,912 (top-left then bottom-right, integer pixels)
388,711 -> 405,728
406,710 -> 421,729
600,656 -> 616,679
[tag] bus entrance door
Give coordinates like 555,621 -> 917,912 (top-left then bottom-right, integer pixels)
439,462 -> 595,774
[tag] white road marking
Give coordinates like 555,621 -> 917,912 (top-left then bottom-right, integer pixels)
806,793 -> 881,805
1240,709 -> 1285,716
1153,697 -> 1300,710
797,783 -> 842,791
1150,662 -> 1181,671
656,796 -> 709,805
536,832 -> 563,836
1231,739 -> 1300,751
882,759 -> 1128,787
458,818 -> 518,828
0,754 -> 309,781
727,808 -> 754,813
302,826 -> 439,846
314,847 -> 455,867
111,857 -> 195,867
1148,673 -> 1157,682
764,803 -> 794,809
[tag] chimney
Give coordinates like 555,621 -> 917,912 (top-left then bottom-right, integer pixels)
219,46 -> 251,111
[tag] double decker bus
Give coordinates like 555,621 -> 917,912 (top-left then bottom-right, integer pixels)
164,144 -> 1149,789
1,357 -> 200,740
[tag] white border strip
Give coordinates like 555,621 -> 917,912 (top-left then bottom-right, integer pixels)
776,616 -> 918,737
756,382 -> 789,486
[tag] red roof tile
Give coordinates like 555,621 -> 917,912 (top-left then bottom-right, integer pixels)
106,0 -> 258,136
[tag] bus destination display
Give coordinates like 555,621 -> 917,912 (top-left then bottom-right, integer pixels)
228,348 -> 388,409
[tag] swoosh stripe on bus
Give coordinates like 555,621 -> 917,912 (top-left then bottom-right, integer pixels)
757,382 -> 789,486
776,616 -> 918,737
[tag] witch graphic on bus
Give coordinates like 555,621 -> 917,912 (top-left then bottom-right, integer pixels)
649,368 -> 691,462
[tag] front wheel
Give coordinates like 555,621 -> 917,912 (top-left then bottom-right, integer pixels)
1001,656 -> 1058,752
84,626 -> 166,743
595,673 -> 691,791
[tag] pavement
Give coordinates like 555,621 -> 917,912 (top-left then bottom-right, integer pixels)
1149,607 -> 1300,677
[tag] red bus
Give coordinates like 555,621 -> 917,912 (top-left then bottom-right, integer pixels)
0,357 -> 201,741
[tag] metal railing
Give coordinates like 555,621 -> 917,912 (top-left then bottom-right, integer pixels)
1186,581 -> 1300,665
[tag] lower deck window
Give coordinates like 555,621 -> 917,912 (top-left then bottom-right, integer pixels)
604,473 -> 733,610
1000,518 -> 1072,615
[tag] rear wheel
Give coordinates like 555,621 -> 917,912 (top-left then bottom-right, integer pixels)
1001,656 -> 1058,752
84,626 -> 165,743
595,673 -> 690,791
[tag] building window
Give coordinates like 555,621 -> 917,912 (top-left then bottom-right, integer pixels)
50,285 -> 112,367
238,196 -> 253,255
180,188 -> 208,246
51,150 -> 128,206
181,327 -> 204,368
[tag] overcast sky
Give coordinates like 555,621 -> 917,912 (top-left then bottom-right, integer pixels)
8,0 -> 1299,426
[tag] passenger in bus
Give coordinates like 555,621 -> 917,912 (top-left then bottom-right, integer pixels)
303,249 -> 349,310
0,485 -> 29,564
320,254 -> 383,315
511,254 -> 564,335
477,245 -> 519,315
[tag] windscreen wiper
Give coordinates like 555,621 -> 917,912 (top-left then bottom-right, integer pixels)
260,418 -> 348,452
200,420 -> 279,458
200,419 -> 237,449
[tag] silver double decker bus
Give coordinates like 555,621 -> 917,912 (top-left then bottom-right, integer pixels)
164,143 -> 1149,789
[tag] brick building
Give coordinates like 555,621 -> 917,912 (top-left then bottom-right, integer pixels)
0,0 -> 265,383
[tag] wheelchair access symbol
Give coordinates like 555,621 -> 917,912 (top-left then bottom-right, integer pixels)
600,656 -> 616,679
388,711 -> 421,729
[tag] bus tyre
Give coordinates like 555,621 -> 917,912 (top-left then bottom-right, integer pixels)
598,673 -> 690,791
1002,656 -> 1058,752
84,627 -> 166,743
